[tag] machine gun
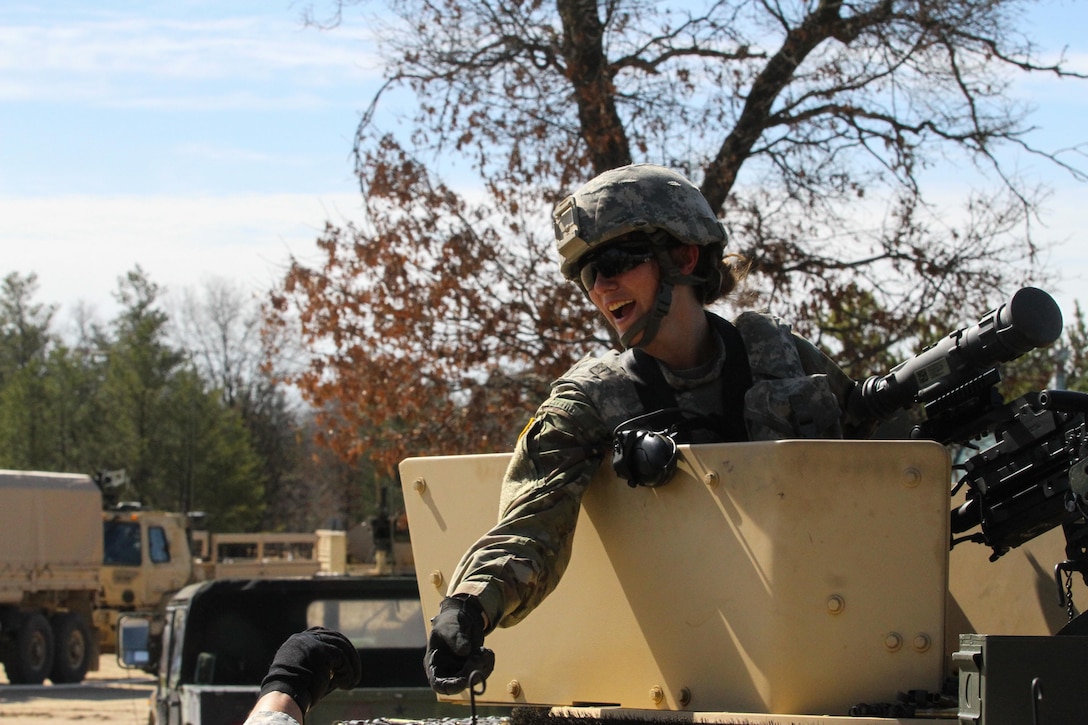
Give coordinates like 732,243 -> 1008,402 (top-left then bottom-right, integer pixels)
848,287 -> 1088,603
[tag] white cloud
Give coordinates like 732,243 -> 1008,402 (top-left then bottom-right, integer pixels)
0,12 -> 383,108
0,192 -> 366,319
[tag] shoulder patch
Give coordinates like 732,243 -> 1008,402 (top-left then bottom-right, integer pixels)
518,416 -> 537,441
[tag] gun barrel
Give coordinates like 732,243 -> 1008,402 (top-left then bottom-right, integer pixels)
1038,389 -> 1088,415
850,287 -> 1063,421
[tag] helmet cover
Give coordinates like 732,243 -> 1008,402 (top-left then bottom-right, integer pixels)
553,164 -> 726,281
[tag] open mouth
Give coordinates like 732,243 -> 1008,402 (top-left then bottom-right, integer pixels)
608,300 -> 636,323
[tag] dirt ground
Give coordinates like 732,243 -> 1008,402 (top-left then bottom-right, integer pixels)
0,658 -> 155,725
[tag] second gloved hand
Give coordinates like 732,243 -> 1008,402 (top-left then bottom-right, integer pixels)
425,595 -> 495,695
259,626 -> 362,714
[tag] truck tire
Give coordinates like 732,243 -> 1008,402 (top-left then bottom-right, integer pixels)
5,612 -> 54,684
50,612 -> 92,683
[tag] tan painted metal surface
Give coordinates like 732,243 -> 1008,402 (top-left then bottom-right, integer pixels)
401,440 -> 951,717
0,469 -> 103,604
99,510 -> 194,607
946,506 -> 1087,651
548,705 -> 937,724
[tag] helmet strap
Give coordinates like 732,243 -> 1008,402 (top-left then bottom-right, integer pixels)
619,246 -> 704,349
620,282 -> 672,349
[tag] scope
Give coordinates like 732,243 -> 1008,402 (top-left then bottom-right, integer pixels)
849,287 -> 1063,421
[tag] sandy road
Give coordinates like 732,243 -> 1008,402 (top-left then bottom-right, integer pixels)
0,658 -> 154,725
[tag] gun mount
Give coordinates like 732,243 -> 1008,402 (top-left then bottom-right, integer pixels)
852,288 -> 1088,595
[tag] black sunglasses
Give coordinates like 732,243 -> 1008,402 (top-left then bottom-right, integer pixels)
578,245 -> 654,290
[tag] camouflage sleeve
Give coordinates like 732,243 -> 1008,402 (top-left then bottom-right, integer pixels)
243,711 -> 300,725
447,380 -> 610,630
791,334 -> 875,438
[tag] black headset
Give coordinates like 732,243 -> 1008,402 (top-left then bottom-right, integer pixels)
611,408 -> 709,488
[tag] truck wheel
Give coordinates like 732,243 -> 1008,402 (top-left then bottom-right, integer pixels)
50,613 -> 92,683
5,612 -> 54,684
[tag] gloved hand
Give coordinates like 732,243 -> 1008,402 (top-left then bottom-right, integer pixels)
425,595 -> 495,695
259,626 -> 362,714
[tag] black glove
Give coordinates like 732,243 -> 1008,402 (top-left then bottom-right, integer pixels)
259,626 -> 362,714
425,595 -> 495,695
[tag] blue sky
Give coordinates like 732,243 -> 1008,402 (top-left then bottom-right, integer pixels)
2,0 -> 378,326
2,0 -> 1086,335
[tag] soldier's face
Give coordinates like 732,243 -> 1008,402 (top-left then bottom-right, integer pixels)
586,251 -> 660,345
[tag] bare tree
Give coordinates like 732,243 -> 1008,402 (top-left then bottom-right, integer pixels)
172,278 -> 266,408
274,0 -> 1085,473
172,278 -> 320,529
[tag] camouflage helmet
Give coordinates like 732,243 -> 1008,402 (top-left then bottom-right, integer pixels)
553,164 -> 727,281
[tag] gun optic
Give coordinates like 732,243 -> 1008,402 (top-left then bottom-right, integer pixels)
849,287 -> 1063,421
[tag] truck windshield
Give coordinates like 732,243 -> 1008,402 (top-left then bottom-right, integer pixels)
307,598 -> 424,649
103,521 -> 142,566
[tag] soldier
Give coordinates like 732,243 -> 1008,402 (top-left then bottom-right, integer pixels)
425,164 -> 871,694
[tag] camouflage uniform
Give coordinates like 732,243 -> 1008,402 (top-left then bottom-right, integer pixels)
449,310 -> 865,631
245,712 -> 299,725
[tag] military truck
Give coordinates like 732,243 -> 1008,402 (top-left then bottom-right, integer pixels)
94,507 -> 200,659
117,575 -> 506,725
399,288 -> 1088,724
96,506 -> 326,658
0,470 -> 103,685
0,469 -> 345,685
99,505 -> 412,676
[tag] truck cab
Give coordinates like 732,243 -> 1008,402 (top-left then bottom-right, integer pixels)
96,509 -> 195,655
124,576 -> 490,725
